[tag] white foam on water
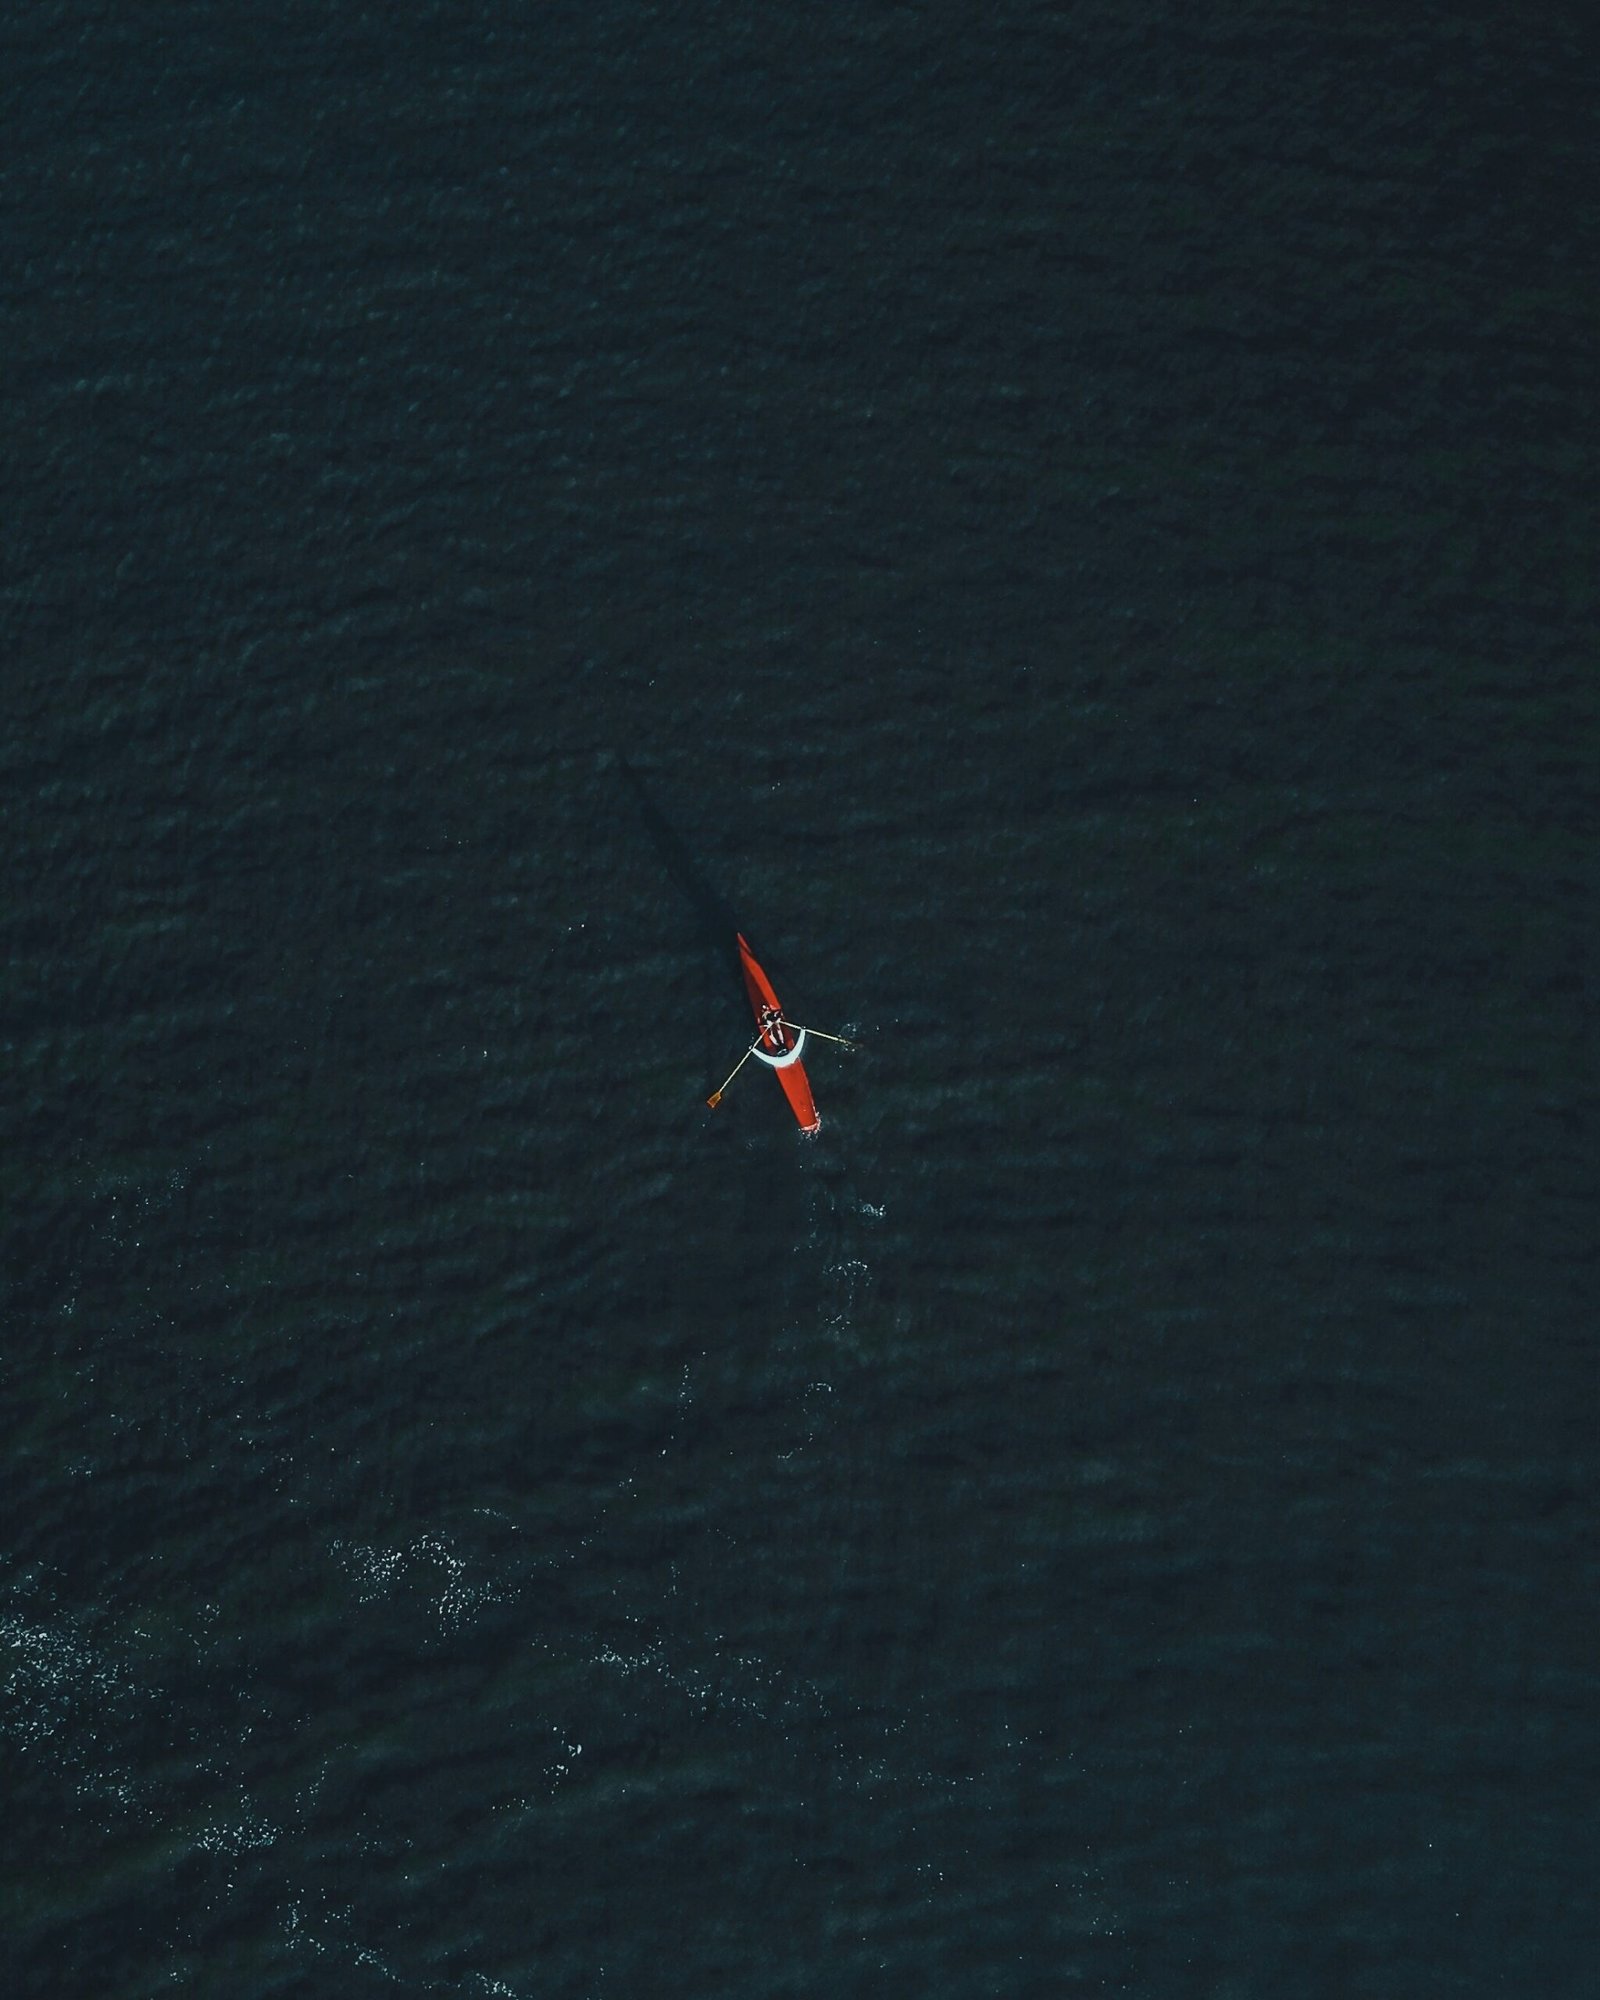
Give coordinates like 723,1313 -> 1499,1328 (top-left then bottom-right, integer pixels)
594,1627 -> 835,1732
0,1612 -> 134,1752
280,1892 -> 529,1996
1,1606 -> 154,1829
329,1531 -> 519,1631
195,1788 -> 278,1857
822,1256 -> 872,1337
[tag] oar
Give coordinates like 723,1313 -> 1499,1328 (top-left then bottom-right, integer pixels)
706,1042 -> 760,1108
779,1020 -> 859,1050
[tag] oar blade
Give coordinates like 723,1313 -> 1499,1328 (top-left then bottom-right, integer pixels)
705,1040 -> 760,1110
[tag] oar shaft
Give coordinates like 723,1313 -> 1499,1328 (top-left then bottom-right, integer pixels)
706,1041 -> 760,1107
780,1019 -> 857,1048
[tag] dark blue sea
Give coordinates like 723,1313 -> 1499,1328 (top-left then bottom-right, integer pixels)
4,3 -> 1594,1994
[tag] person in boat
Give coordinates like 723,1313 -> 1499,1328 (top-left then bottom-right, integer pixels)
759,1005 -> 790,1054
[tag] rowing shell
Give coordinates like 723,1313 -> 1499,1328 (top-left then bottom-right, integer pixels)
738,932 -> 821,1135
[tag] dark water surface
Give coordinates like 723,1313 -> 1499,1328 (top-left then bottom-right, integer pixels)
4,4 -> 1594,1994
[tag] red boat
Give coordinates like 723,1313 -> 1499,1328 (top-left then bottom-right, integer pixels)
706,931 -> 853,1133
736,932 -> 821,1134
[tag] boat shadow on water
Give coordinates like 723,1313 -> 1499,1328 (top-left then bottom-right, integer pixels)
613,751 -> 745,977
614,752 -> 808,989
614,752 -> 841,1132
